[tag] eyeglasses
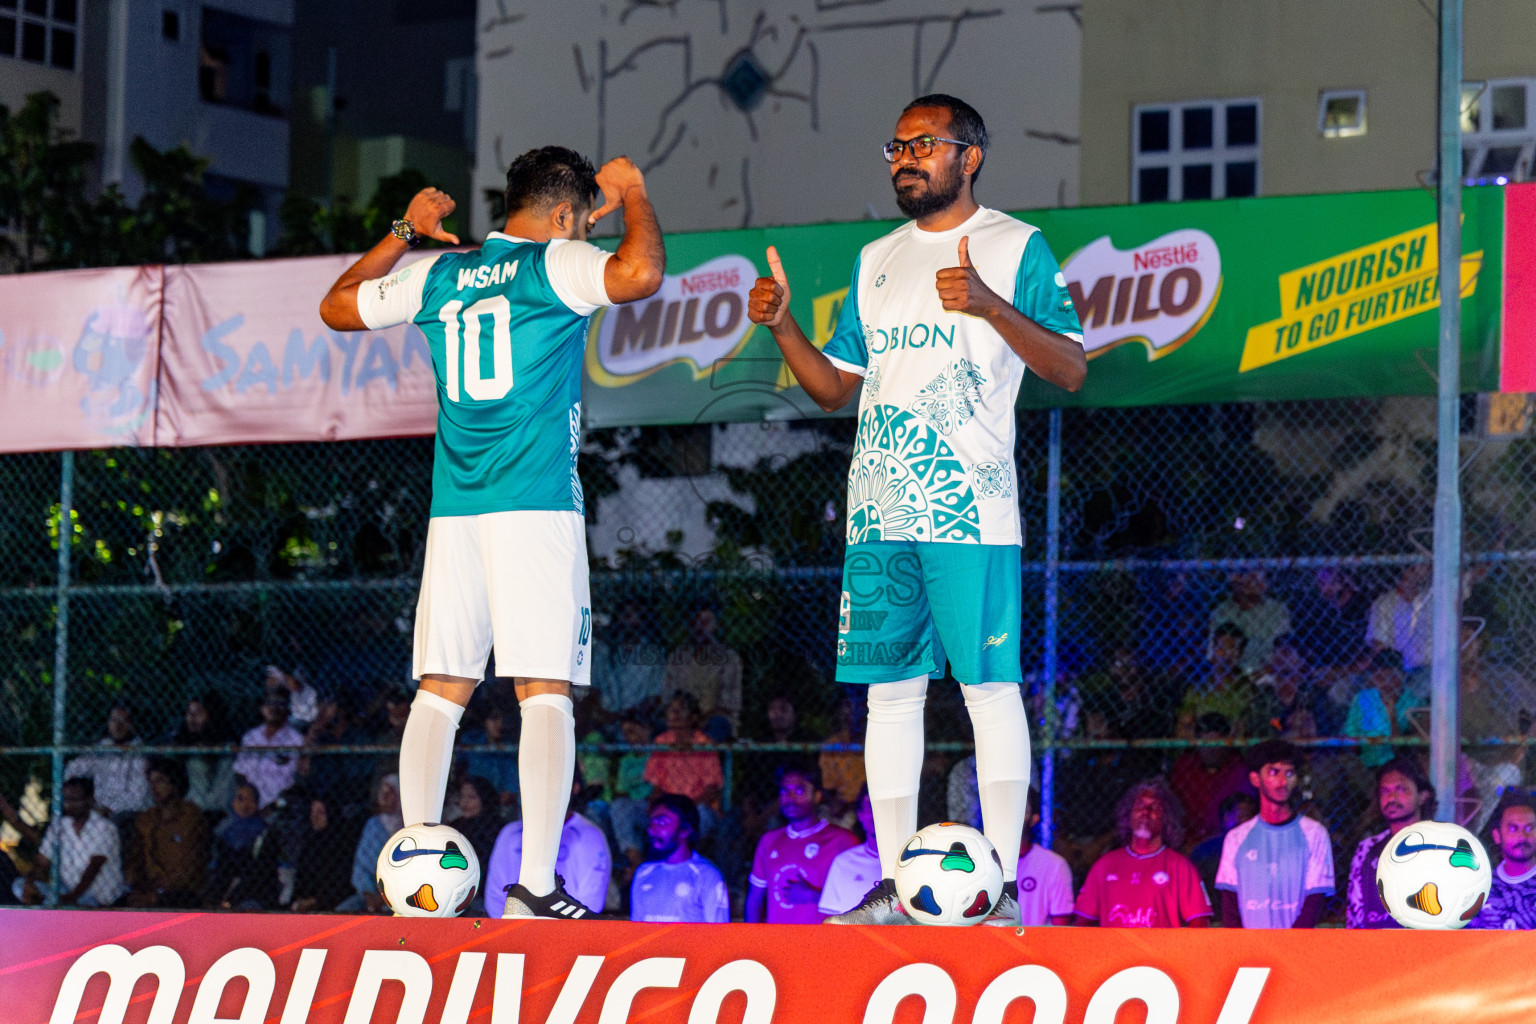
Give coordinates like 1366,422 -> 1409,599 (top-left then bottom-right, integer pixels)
881,134 -> 971,162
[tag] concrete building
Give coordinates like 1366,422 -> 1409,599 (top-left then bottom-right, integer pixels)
0,0 -> 84,134
470,0 -> 1083,238
1081,0 -> 1536,205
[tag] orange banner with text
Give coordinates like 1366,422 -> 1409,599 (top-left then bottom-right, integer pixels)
1,909 -> 1533,1024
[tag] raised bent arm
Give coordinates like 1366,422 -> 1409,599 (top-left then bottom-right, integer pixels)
588,158 -> 665,305
747,246 -> 862,413
319,188 -> 459,330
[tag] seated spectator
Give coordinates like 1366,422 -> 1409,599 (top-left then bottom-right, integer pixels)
1342,650 -> 1420,770
266,665 -> 320,731
818,696 -> 866,823
1346,758 -> 1433,929
663,604 -> 743,741
457,704 -> 519,814
1190,792 -> 1258,895
8,777 -> 126,907
1053,710 -> 1147,859
1209,570 -> 1292,673
299,697 -> 373,813
232,691 -> 306,810
761,695 -> 815,745
203,780 -> 281,910
369,686 -> 414,776
746,762 -> 858,924
1457,622 -> 1536,834
818,787 -> 882,919
1073,778 -> 1211,928
1367,564 -> 1433,690
126,757 -> 209,908
609,715 -> 657,872
485,767 -> 611,918
1290,567 -> 1370,672
64,702 -> 152,822
164,694 -> 236,815
289,795 -> 354,913
1471,792 -> 1536,930
1078,646 -> 1177,742
1252,635 -> 1335,737
339,774 -> 403,914
1178,624 -> 1262,738
630,794 -> 729,923
644,694 -> 724,811
1168,713 -> 1256,850
1217,739 -> 1334,928
1015,786 -> 1075,926
451,775 -> 503,874
592,600 -> 666,724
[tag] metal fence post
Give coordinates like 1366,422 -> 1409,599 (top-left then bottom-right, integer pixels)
1430,0 -> 1463,821
1040,408 -> 1062,847
50,450 -> 74,899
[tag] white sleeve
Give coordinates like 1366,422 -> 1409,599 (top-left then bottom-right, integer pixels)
545,239 -> 615,315
1046,854 -> 1076,916
356,254 -> 442,330
1304,819 -> 1336,894
1215,827 -> 1242,890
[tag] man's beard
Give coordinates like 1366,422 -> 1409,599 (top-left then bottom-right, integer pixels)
1132,826 -> 1154,841
893,162 -> 964,219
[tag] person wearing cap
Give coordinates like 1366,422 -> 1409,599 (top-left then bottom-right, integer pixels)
1216,739 -> 1335,928
232,690 -> 307,809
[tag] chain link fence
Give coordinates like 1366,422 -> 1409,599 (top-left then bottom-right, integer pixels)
1,394 -> 1534,919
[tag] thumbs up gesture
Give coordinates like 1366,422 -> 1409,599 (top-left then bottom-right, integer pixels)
935,236 -> 1000,317
748,246 -> 792,327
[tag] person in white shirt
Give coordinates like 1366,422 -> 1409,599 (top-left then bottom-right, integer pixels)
232,691 -> 306,809
485,771 -> 612,917
1014,787 -> 1074,926
819,788 -> 884,918
14,777 -> 126,907
630,794 -> 729,923
64,703 -> 151,820
749,93 -> 1085,928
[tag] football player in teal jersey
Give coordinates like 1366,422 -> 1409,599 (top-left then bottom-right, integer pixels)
748,96 -> 1086,926
321,147 -> 664,919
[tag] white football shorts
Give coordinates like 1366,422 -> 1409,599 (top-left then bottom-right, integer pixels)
412,510 -> 592,686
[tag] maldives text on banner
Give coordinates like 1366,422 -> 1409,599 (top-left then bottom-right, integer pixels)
4,909 -> 1536,1024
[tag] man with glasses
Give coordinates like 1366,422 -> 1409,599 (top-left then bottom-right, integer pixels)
748,94 -> 1086,925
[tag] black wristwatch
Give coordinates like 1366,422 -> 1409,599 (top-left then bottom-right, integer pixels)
391,219 -> 421,248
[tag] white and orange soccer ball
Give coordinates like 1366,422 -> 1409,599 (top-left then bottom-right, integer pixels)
892,822 -> 1005,926
1375,820 -> 1493,930
375,823 -> 481,918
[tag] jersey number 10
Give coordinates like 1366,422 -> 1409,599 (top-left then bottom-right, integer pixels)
439,295 -> 514,403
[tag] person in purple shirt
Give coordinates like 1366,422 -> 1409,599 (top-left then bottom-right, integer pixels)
1346,758 -> 1433,928
630,794 -> 729,923
747,762 -> 858,924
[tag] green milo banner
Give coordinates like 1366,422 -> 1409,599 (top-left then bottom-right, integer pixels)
581,187 -> 1503,426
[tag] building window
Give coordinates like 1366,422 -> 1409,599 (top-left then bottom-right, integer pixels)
1319,90 -> 1367,138
1462,79 -> 1536,184
0,0 -> 75,68
1133,99 -> 1260,202
163,9 -> 180,41
199,7 -> 290,117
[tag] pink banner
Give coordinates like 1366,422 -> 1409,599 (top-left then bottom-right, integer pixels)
0,265 -> 161,453
1503,183 -> 1536,394
155,256 -> 438,447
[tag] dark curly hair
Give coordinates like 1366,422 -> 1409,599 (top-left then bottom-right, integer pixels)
1114,776 -> 1186,849
504,146 -> 599,217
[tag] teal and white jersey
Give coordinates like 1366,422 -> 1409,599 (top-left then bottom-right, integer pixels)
357,233 -> 611,517
822,207 -> 1083,546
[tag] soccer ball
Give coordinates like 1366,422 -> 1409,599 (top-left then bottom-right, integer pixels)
375,822 -> 481,918
1375,820 -> 1493,930
893,822 -> 1004,926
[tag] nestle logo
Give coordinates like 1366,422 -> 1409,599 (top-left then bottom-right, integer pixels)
1063,229 -> 1222,361
679,269 -> 740,295
1132,243 -> 1200,272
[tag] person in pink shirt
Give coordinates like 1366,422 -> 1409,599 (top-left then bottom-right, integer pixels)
747,763 -> 858,924
644,694 -> 723,808
1073,777 -> 1212,928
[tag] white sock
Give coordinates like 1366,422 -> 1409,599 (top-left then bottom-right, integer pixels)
865,676 -> 928,879
398,689 -> 465,826
965,681 -> 1031,883
517,693 -> 576,898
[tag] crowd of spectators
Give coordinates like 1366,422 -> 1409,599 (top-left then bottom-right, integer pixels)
3,572 -> 1535,929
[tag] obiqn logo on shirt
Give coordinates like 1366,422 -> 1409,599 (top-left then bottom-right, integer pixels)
1062,229 -> 1222,362
586,254 -> 757,386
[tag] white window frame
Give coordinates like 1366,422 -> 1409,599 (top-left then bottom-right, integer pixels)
1132,98 -> 1262,203
0,0 -> 78,69
1319,89 -> 1367,138
1461,78 -> 1536,184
